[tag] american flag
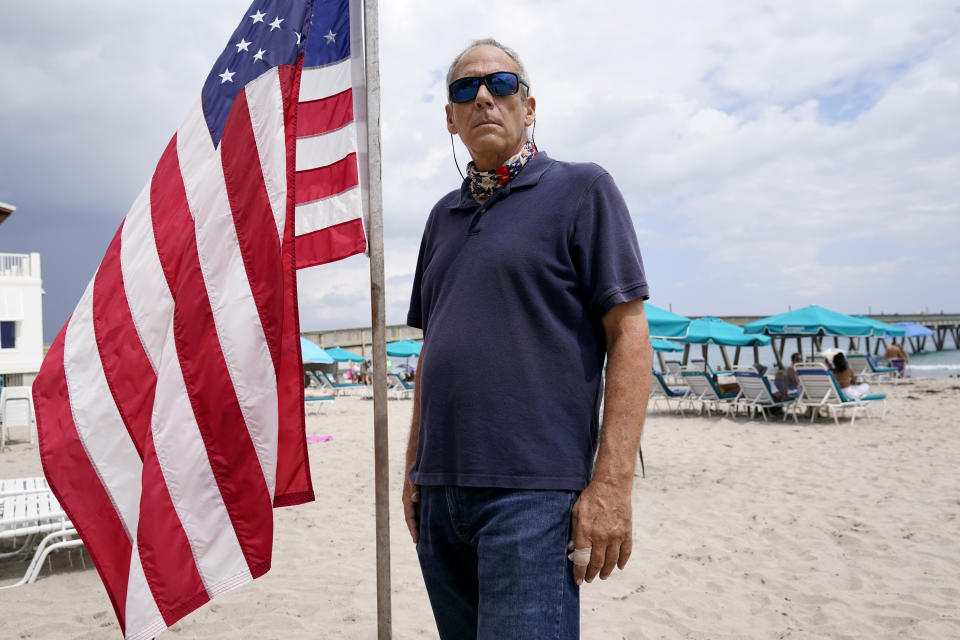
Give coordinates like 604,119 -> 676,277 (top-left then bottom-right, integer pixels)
32,1 -> 366,638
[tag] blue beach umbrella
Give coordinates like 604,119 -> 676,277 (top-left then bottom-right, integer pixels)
855,316 -> 905,337
744,305 -> 874,337
300,337 -> 334,364
651,338 -> 684,352
674,316 -> 771,347
892,322 -> 934,338
325,345 -> 365,362
386,339 -> 422,358
644,304 -> 690,339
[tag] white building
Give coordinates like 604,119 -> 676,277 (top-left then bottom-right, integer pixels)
0,201 -> 45,387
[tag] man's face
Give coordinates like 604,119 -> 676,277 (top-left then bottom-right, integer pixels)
445,45 -> 536,171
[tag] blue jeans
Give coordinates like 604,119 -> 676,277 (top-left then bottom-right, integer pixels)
416,486 -> 580,640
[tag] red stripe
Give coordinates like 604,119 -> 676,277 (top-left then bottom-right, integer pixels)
294,152 -> 359,204
150,134 -> 274,575
126,137 -> 209,619
136,426 -> 209,623
294,218 -> 366,269
295,88 -> 353,137
275,52 -> 315,506
35,330 -> 133,633
220,82 -> 283,377
92,221 -> 154,459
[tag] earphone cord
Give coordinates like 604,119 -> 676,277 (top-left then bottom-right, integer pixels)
451,134 -> 465,180
450,119 -> 537,181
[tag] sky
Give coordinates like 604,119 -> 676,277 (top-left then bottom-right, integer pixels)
1,1 -> 958,342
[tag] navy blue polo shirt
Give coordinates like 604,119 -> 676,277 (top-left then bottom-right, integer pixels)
407,152 -> 648,490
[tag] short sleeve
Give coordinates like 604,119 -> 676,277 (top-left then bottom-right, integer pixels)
406,229 -> 427,331
569,170 -> 649,319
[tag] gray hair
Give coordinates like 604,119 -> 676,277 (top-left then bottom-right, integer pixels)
446,38 -> 530,103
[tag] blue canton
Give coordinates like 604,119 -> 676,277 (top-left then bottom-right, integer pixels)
200,0 -> 352,147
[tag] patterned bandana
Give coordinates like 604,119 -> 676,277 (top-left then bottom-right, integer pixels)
466,140 -> 538,203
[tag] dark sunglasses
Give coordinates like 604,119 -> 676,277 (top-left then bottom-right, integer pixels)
448,71 -> 529,103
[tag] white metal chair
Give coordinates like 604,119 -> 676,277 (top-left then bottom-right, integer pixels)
1,477 -> 84,588
1,386 -> 37,449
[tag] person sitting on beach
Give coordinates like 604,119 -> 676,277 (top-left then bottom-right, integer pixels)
833,353 -> 871,400
786,352 -> 802,390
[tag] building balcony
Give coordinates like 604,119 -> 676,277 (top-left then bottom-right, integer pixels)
0,253 -> 40,280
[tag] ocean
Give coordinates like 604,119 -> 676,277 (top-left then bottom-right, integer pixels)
662,339 -> 960,379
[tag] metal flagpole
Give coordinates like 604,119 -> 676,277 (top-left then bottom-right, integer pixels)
362,0 -> 392,637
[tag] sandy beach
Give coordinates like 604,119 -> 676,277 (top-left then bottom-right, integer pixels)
3,378 -> 960,639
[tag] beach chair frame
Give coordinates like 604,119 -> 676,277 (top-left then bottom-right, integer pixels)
794,363 -> 887,425
845,353 -> 897,382
731,366 -> 798,423
1,477 -> 84,588
649,371 -> 689,414
679,368 -> 739,417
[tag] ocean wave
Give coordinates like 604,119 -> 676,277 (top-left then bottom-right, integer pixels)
907,364 -> 960,371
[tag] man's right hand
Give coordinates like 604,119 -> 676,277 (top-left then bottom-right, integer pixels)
402,476 -> 420,543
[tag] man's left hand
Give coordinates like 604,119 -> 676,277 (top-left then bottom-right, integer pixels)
569,478 -> 632,585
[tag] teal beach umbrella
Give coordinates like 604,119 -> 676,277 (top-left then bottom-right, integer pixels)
651,338 -> 684,352
674,316 -> 771,346
744,305 -> 874,336
386,339 -> 422,358
325,346 -> 365,362
855,316 -> 905,337
644,304 -> 690,338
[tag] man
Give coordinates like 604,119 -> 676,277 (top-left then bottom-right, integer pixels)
884,342 -> 909,377
402,39 -> 651,639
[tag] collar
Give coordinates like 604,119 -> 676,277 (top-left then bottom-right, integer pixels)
453,150 -> 554,211
466,140 -> 537,203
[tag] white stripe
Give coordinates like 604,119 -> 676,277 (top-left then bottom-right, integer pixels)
124,536 -> 164,640
120,183 -> 170,373
176,100 -> 279,501
63,276 -> 164,631
298,59 -> 352,102
294,186 -> 363,236
244,70 -> 287,249
295,122 -> 357,171
149,323 -> 250,590
62,279 -> 144,540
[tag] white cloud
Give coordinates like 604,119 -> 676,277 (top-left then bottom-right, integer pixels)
1,0 -> 958,336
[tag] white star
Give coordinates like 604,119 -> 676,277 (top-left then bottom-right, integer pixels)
269,16 -> 284,31
250,10 -> 266,23
295,31 -> 302,46
253,48 -> 266,62
324,30 -> 337,44
219,68 -> 235,83
235,38 -> 251,52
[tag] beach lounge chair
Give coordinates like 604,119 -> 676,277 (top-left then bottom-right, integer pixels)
386,373 -> 415,400
307,371 -> 364,397
664,360 -> 683,385
679,368 -> 739,417
649,371 -> 689,414
1,477 -> 84,588
846,353 -> 897,381
731,366 -> 798,423
794,363 -> 887,424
